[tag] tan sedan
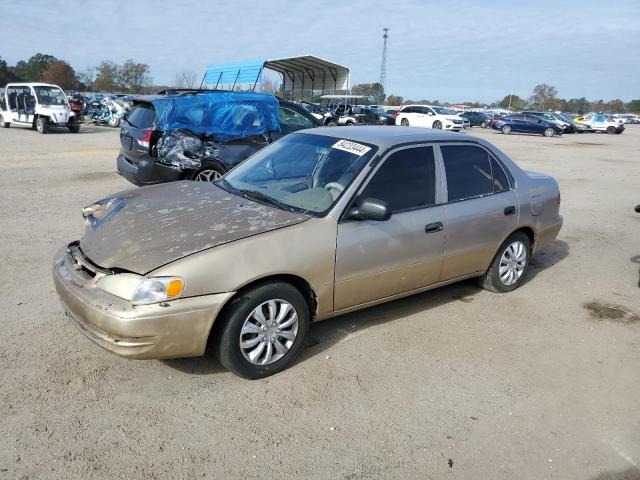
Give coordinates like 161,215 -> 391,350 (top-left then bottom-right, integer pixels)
54,127 -> 563,378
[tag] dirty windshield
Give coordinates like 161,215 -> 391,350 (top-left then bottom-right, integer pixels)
220,134 -> 377,216
33,86 -> 67,106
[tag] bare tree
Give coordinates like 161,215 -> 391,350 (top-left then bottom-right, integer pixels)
175,70 -> 197,88
260,77 -> 279,94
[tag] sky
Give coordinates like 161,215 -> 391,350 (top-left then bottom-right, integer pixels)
2,0 -> 639,103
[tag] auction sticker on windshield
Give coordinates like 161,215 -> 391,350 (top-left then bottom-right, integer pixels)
332,139 -> 371,156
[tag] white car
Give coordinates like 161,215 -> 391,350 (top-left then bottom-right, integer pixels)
582,114 -> 624,134
395,104 -> 465,131
0,82 -> 79,133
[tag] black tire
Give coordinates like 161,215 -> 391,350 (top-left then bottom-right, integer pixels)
480,232 -> 531,293
606,126 -> 616,134
326,120 -> 337,127
69,124 -> 80,133
615,130 -> 622,135
501,124 -> 512,135
400,118 -> 409,127
192,165 -> 226,182
543,127 -> 555,137
36,117 -> 48,134
0,114 -> 9,128
216,282 -> 310,379
433,120 -> 442,129
345,121 -> 354,126
481,121 -> 489,128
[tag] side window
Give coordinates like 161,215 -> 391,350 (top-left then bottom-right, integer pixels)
360,147 -> 436,213
278,106 -> 314,133
491,156 -> 511,193
441,145 -> 494,202
126,105 -> 156,128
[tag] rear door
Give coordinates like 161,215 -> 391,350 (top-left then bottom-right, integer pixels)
438,144 -> 517,281
334,145 -> 445,309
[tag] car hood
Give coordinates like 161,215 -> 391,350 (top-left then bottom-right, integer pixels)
79,181 -> 310,274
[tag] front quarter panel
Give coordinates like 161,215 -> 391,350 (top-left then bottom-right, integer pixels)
150,217 -> 338,319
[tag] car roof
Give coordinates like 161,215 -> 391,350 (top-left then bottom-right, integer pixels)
292,125 -> 473,151
5,82 -> 62,88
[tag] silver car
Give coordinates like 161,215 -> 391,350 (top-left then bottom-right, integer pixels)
53,127 -> 563,378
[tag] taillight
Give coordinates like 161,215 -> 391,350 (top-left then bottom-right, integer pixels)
557,192 -> 561,205
136,129 -> 152,148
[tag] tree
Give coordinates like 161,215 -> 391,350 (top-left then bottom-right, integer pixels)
41,60 -> 77,89
606,99 -> 625,114
14,53 -> 57,81
0,56 -> 20,85
497,94 -> 526,111
77,67 -> 96,91
351,82 -> 385,104
174,70 -> 197,89
120,59 -> 151,93
565,97 -> 590,114
93,61 -> 121,91
528,84 -> 559,111
385,94 -> 403,105
260,77 -> 279,94
626,99 -> 640,113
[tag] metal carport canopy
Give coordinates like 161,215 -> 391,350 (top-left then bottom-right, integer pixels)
264,55 -> 350,99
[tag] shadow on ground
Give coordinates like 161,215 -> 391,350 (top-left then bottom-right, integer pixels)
164,239 -> 570,376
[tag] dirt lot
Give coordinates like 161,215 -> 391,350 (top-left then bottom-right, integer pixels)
0,123 -> 639,480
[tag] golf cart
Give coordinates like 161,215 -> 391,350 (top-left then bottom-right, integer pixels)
319,95 -> 386,126
0,83 -> 79,133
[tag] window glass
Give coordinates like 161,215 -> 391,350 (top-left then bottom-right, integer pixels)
278,106 -> 314,133
491,157 -> 510,192
126,104 -> 156,128
441,145 -> 494,201
360,147 -> 436,212
509,114 -> 524,121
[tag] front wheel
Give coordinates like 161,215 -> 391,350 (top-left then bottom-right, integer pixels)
69,124 -> 80,133
0,114 -> 9,128
216,282 -> 310,379
606,126 -> 616,134
107,116 -> 121,128
36,117 -> 48,134
432,120 -> 442,129
543,127 -> 555,137
480,232 -> 531,293
501,125 -> 512,135
481,121 -> 489,128
326,120 -> 337,127
193,165 -> 225,182
400,118 -> 409,127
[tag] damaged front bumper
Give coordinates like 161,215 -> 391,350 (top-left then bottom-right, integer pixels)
52,245 -> 234,359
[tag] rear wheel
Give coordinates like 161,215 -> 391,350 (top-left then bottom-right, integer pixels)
345,121 -> 354,126
606,126 -> 616,134
107,116 -> 121,128
216,282 -> 310,379
0,114 -> 9,128
481,121 -> 489,128
433,120 -> 442,129
543,127 -> 555,137
36,117 -> 48,134
69,124 -> 80,133
400,118 -> 409,127
326,120 -> 337,127
193,165 -> 225,182
481,232 -> 531,293
501,125 -> 512,135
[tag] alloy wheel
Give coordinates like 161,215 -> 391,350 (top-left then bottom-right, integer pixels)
401,118 -> 409,126
195,169 -> 222,182
544,128 -> 555,137
239,299 -> 299,366
498,241 -> 527,286
433,121 -> 442,129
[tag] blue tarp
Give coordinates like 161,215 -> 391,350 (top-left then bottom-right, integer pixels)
150,91 -> 280,142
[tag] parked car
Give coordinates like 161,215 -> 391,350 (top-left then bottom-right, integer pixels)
386,109 -> 399,119
556,112 -> 593,133
582,114 -> 625,134
0,82 -> 80,133
54,126 -> 563,378
492,114 -> 563,137
396,105 -> 466,131
117,91 -> 320,186
459,111 -> 492,128
523,111 -> 573,133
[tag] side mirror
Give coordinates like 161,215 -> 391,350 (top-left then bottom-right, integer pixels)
345,197 -> 392,222
428,112 -> 434,116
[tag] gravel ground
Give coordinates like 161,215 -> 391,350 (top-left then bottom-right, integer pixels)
0,123 -> 639,480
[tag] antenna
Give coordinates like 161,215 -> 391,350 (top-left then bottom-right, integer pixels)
379,28 -> 390,93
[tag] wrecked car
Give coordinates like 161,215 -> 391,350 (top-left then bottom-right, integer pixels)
117,91 -> 320,185
54,126 -> 563,379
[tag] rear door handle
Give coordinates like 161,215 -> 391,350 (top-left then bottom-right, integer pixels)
504,206 -> 516,216
425,221 -> 443,234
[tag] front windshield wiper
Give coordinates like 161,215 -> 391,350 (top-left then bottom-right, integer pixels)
240,189 -> 298,213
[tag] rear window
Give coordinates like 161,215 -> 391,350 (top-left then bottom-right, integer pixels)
126,104 -> 156,129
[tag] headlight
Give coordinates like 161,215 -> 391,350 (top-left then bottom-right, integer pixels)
96,274 -> 184,305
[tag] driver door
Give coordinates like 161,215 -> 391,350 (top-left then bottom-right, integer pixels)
334,146 -> 445,310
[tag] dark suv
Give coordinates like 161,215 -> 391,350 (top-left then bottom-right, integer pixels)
117,91 -> 320,186
458,111 -> 492,128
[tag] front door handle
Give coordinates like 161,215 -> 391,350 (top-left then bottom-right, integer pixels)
504,206 -> 516,216
425,221 -> 443,234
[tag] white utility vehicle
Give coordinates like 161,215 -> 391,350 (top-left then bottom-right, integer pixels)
395,104 -> 465,131
0,83 -> 79,133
